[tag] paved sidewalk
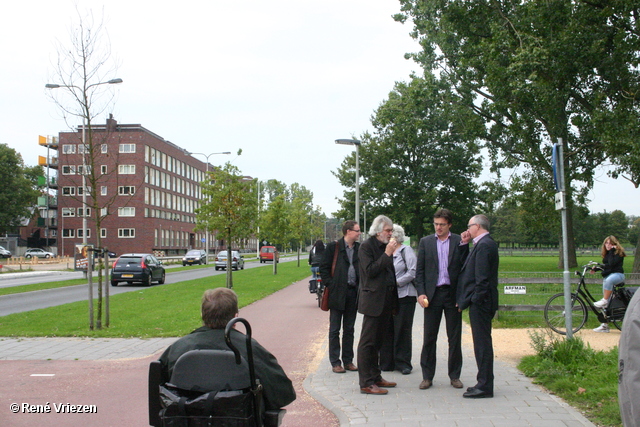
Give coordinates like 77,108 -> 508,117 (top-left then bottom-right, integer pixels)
0,298 -> 595,426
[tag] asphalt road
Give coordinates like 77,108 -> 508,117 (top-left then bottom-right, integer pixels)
0,258 -> 295,316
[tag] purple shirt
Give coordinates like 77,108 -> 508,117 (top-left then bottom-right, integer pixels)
436,233 -> 451,287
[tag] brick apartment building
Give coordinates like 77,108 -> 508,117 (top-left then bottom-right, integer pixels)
46,115 -> 244,257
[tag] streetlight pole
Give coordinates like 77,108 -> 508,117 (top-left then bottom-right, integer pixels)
45,78 -> 123,269
335,139 -> 361,226
186,151 -> 231,263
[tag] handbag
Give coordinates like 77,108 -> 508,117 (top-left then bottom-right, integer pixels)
321,243 -> 339,312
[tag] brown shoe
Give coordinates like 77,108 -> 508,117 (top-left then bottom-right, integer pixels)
450,378 -> 463,389
345,363 -> 358,371
375,378 -> 397,388
419,379 -> 432,390
360,384 -> 388,395
332,365 -> 346,373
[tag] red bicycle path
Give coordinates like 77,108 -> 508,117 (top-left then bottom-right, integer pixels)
0,276 -> 339,427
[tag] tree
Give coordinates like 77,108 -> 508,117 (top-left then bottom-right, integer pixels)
260,192 -> 290,274
334,75 -> 482,238
0,145 -> 42,234
45,8 -> 121,329
395,0 -> 639,267
288,183 -> 314,267
197,163 -> 258,288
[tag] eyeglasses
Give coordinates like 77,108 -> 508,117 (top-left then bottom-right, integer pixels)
433,222 -> 449,227
350,228 -> 361,233
467,223 -> 478,229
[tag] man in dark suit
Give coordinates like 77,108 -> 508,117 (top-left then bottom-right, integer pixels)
457,214 -> 499,398
357,215 -> 400,395
319,220 -> 361,374
415,209 -> 469,390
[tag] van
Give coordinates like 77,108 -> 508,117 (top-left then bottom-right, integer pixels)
259,246 -> 279,263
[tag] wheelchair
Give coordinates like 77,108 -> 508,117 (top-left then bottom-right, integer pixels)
148,318 -> 286,426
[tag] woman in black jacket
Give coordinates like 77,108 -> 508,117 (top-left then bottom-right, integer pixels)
593,235 -> 626,332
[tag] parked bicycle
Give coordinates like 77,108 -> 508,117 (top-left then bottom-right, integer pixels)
544,261 -> 636,335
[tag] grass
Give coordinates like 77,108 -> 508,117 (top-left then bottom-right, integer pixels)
519,330 -> 621,427
0,262 -> 311,338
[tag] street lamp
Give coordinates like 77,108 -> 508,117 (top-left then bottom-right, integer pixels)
335,138 -> 361,226
45,78 -> 123,249
186,151 -> 232,263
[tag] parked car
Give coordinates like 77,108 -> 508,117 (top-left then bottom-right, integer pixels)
24,248 -> 54,259
111,253 -> 165,287
0,246 -> 11,258
215,250 -> 245,271
182,249 -> 207,266
259,246 -> 279,263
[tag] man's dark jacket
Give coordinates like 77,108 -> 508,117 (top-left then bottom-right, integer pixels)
357,235 -> 398,317
158,326 -> 296,410
415,233 -> 469,301
457,234 -> 499,313
319,237 -> 359,310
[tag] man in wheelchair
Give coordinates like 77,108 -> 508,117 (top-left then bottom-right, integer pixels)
150,288 -> 296,426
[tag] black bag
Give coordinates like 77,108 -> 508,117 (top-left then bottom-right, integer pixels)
309,279 -> 318,294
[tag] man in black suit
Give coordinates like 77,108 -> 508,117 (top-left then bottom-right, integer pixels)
457,214 -> 499,398
357,215 -> 400,395
415,209 -> 469,390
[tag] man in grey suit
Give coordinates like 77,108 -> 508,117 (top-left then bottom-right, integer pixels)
415,209 -> 469,390
457,214 -> 499,398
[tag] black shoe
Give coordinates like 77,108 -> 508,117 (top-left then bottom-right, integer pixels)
463,388 -> 493,398
401,368 -> 411,375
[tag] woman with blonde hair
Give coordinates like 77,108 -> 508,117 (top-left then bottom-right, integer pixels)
593,235 -> 627,332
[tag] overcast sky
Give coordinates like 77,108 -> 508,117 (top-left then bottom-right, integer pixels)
1,0 -> 636,220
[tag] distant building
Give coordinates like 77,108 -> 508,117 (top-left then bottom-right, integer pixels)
38,115 -> 247,257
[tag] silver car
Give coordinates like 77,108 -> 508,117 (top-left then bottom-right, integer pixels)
24,248 -> 55,259
215,250 -> 245,271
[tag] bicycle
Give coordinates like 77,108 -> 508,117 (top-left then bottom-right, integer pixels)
544,261 -> 635,335
315,276 -> 325,308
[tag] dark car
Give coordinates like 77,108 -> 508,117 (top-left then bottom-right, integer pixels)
111,253 -> 165,287
182,249 -> 207,266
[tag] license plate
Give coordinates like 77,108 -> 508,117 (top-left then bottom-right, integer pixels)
122,274 -> 134,278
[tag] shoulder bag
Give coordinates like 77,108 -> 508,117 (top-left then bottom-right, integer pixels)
321,242 -> 339,311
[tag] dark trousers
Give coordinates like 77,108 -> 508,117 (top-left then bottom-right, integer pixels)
469,302 -> 495,392
328,287 -> 358,367
380,296 -> 417,371
357,289 -> 395,388
420,285 -> 462,380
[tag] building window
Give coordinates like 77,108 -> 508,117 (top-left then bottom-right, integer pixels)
101,144 -> 108,154
100,207 -> 108,216
101,186 -> 107,196
78,144 -> 89,154
77,207 -> 91,217
118,164 -> 136,174
118,228 -> 135,238
100,228 -> 107,238
62,165 -> 76,175
119,143 -> 136,153
77,165 -> 92,175
62,187 -> 76,196
77,228 -> 91,238
62,207 -> 75,217
118,186 -> 136,195
101,165 -> 107,174
62,229 -> 75,238
118,207 -> 136,217
62,144 -> 76,154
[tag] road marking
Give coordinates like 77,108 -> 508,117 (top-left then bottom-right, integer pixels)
30,374 -> 55,377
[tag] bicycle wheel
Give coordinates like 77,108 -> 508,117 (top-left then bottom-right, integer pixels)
317,287 -> 323,308
544,292 -> 588,335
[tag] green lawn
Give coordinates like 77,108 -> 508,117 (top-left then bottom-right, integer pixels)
0,262 -> 311,338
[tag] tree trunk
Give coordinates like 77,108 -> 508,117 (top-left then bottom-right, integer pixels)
633,233 -> 640,274
226,229 -> 233,288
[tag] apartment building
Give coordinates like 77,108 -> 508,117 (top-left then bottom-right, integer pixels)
50,115 -> 237,257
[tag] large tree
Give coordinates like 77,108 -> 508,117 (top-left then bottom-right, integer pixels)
197,162 -> 258,288
334,75 -> 482,238
395,0 -> 639,266
0,145 -> 42,234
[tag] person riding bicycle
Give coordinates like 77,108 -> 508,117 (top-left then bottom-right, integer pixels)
309,240 -> 325,280
593,235 -> 626,333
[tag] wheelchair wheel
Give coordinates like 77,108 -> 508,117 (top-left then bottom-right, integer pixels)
544,292 -> 588,335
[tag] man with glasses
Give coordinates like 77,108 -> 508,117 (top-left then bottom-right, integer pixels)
415,209 -> 470,391
357,215 -> 400,394
319,220 -> 360,374
457,214 -> 499,398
